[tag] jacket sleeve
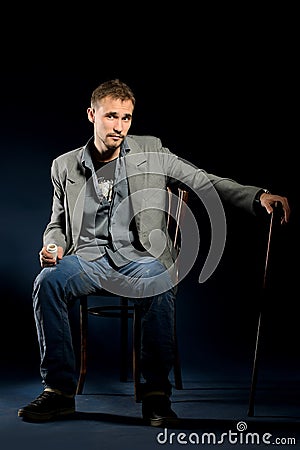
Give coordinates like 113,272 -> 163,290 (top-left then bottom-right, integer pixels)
42,158 -> 69,251
127,134 -> 263,216
160,145 -> 262,216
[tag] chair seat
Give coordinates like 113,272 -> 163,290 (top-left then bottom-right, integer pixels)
88,305 -> 134,318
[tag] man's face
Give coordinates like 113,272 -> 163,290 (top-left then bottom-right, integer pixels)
87,96 -> 134,153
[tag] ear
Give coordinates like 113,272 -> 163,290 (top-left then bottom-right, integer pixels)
87,107 -> 95,123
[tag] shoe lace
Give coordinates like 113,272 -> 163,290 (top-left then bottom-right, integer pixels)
30,391 -> 55,406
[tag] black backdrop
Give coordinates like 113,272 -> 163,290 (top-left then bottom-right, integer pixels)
0,28 -> 298,387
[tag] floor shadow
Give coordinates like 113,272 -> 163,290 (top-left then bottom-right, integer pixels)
20,410 -> 300,434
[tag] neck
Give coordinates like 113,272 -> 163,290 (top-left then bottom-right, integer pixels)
92,146 -> 120,163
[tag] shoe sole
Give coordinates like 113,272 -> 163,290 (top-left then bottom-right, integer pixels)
18,407 -> 75,422
144,416 -> 180,427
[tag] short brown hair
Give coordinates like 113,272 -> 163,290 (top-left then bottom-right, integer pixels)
91,79 -> 136,109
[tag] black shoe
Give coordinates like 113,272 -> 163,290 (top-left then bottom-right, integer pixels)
142,394 -> 179,427
18,391 -> 75,422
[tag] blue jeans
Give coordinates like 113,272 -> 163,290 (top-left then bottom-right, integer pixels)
32,254 -> 176,396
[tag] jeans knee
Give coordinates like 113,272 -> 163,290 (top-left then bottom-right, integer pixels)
32,267 -> 64,309
34,267 -> 57,290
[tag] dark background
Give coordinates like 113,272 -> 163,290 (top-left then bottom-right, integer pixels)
0,14 -> 298,391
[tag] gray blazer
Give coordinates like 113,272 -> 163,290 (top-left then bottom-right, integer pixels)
43,135 -> 262,270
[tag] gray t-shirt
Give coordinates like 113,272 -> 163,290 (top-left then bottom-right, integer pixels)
75,139 -> 148,266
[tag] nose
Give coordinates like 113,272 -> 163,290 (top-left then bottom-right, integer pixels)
113,118 -> 123,133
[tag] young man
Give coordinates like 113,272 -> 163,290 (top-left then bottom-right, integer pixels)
18,79 -> 290,426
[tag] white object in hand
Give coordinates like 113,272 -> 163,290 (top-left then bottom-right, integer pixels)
46,244 -> 58,260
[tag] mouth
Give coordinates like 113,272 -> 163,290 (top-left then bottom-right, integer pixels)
108,134 -> 123,140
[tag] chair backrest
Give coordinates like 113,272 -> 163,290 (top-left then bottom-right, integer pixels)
166,186 -> 189,252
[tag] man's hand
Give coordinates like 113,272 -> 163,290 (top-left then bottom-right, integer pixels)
39,246 -> 64,268
259,192 -> 290,224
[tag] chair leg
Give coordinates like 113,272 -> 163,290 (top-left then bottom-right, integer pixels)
76,296 -> 88,395
173,303 -> 183,390
75,296 -> 182,399
120,298 -> 129,382
173,333 -> 183,390
133,306 -> 142,402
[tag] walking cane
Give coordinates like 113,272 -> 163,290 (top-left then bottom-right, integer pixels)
247,202 -> 283,417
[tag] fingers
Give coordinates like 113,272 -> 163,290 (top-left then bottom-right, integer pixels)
39,248 -> 57,268
275,197 -> 290,224
282,198 -> 291,223
260,193 -> 290,224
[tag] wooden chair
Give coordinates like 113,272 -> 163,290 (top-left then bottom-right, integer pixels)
76,186 -> 188,402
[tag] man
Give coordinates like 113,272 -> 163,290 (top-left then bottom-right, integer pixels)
18,79 -> 290,426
